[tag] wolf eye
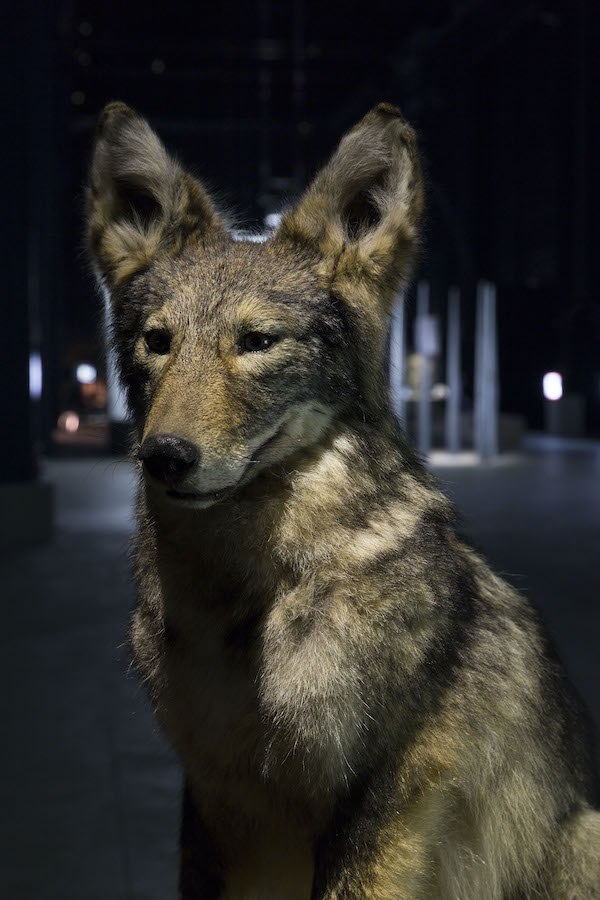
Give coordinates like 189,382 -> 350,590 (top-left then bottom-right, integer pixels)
145,329 -> 171,355
241,332 -> 277,352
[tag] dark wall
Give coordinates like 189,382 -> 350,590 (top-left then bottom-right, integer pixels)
28,0 -> 600,439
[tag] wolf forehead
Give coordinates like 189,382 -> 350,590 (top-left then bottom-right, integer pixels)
118,236 -> 330,327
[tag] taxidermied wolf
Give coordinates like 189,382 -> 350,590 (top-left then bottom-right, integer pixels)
87,101 -> 600,898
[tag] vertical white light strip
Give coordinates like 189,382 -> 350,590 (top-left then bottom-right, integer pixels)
445,286 -> 461,453
389,289 -> 406,426
29,352 -> 42,400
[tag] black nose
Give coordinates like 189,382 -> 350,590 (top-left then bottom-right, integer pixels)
139,434 -> 199,484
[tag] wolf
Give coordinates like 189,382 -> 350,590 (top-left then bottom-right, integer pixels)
87,100 -> 600,898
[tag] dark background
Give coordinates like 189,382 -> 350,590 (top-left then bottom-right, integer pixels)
3,0 -> 600,477
2,5 -> 599,895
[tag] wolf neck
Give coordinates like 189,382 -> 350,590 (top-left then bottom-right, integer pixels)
146,413 -> 440,591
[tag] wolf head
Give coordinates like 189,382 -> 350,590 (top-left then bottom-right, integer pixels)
87,102 -> 422,507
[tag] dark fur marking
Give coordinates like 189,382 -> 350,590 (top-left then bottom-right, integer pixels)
179,781 -> 224,898
223,609 -> 263,657
163,620 -> 182,648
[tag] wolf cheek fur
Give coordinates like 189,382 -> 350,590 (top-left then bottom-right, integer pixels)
87,101 -> 600,898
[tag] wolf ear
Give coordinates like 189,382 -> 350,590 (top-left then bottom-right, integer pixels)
274,104 -> 423,301
87,102 -> 225,286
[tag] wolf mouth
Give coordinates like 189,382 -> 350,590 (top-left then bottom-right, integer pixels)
164,424 -> 286,505
249,422 -> 286,461
166,487 -> 230,503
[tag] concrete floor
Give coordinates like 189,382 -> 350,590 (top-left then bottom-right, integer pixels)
1,436 -> 598,899
0,459 -> 180,900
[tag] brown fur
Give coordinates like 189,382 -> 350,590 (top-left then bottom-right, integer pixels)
87,101 -> 600,898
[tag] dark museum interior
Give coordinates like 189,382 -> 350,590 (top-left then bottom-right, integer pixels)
2,1 -> 599,897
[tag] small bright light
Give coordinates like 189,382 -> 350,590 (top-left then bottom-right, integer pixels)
543,371 -> 562,401
29,352 -> 42,400
58,411 -> 80,433
76,363 -> 97,384
264,212 -> 282,229
431,383 -> 450,401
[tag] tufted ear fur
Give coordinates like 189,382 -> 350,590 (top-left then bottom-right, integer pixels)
86,102 -> 226,286
274,103 -> 423,305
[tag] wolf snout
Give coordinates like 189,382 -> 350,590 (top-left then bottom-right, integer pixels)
139,434 -> 199,485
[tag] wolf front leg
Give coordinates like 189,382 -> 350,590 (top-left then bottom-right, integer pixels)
312,788 -> 443,900
179,780 -> 224,899
312,833 -> 437,900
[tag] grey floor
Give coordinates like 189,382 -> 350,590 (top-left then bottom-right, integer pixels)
1,435 -> 598,899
